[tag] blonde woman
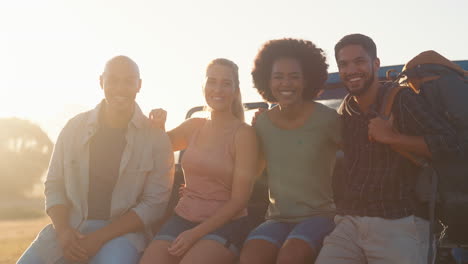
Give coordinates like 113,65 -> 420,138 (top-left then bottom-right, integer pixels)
139,58 -> 259,264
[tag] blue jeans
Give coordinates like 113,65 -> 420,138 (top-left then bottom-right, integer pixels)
17,220 -> 141,264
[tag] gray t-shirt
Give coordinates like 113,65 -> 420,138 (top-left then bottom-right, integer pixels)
255,102 -> 341,222
87,122 -> 127,220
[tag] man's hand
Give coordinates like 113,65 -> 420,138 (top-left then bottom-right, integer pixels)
168,228 -> 203,257
56,227 -> 88,262
178,183 -> 186,198
368,115 -> 398,144
149,108 -> 167,130
251,108 -> 267,126
77,231 -> 106,258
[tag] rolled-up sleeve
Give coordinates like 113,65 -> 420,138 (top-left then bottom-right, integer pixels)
44,122 -> 69,212
131,129 -> 174,227
396,89 -> 465,161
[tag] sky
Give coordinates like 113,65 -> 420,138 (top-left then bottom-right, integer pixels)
1,0 -> 467,141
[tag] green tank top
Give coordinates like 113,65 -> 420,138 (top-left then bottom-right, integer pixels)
255,102 -> 341,222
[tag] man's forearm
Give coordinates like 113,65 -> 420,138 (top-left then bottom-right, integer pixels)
92,210 -> 144,243
47,204 -> 70,233
389,133 -> 432,159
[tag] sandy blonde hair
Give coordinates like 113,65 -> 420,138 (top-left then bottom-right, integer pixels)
205,58 -> 245,121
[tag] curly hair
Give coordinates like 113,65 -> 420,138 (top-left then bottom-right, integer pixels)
251,38 -> 328,102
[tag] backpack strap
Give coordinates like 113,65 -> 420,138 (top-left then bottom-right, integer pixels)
379,84 -> 405,119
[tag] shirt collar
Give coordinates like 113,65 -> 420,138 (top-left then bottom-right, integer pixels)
340,84 -> 387,118
86,100 -> 147,130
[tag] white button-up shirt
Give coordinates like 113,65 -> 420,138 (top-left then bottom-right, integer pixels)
37,101 -> 174,263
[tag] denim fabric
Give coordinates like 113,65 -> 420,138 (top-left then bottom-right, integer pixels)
17,220 -> 141,264
245,216 -> 335,251
154,214 -> 250,256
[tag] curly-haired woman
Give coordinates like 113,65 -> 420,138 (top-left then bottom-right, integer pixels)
239,38 -> 341,264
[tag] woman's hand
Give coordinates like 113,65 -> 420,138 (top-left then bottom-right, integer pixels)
167,228 -> 203,257
149,108 -> 167,130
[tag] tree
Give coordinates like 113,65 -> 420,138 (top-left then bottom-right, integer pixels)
0,118 -> 53,197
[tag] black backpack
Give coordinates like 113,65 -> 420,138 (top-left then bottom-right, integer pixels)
380,50 -> 468,247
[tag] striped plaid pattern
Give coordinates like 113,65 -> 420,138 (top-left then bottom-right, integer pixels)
335,86 -> 463,219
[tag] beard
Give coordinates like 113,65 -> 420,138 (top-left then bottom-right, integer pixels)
344,69 -> 375,96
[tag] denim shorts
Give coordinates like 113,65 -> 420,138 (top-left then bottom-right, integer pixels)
245,216 -> 335,251
153,214 -> 250,256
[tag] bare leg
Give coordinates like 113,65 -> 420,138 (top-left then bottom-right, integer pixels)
239,239 -> 279,264
179,239 -> 236,264
139,240 -> 181,264
276,238 -> 316,264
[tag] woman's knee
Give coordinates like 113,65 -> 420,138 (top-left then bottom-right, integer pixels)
239,239 -> 278,264
276,239 -> 316,264
139,240 -> 176,264
180,240 -> 235,264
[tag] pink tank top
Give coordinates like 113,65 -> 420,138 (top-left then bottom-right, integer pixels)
175,119 -> 248,222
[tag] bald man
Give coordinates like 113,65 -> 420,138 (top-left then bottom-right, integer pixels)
18,56 -> 174,264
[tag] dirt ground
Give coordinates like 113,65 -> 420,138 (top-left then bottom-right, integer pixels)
0,216 -> 50,264
0,196 -> 47,264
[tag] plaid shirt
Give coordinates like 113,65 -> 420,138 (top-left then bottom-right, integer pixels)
335,85 -> 463,219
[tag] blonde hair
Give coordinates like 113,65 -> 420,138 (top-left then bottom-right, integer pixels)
205,58 -> 245,122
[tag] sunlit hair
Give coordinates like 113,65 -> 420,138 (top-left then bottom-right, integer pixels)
252,38 -> 328,102
334,34 -> 377,61
205,58 -> 245,122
